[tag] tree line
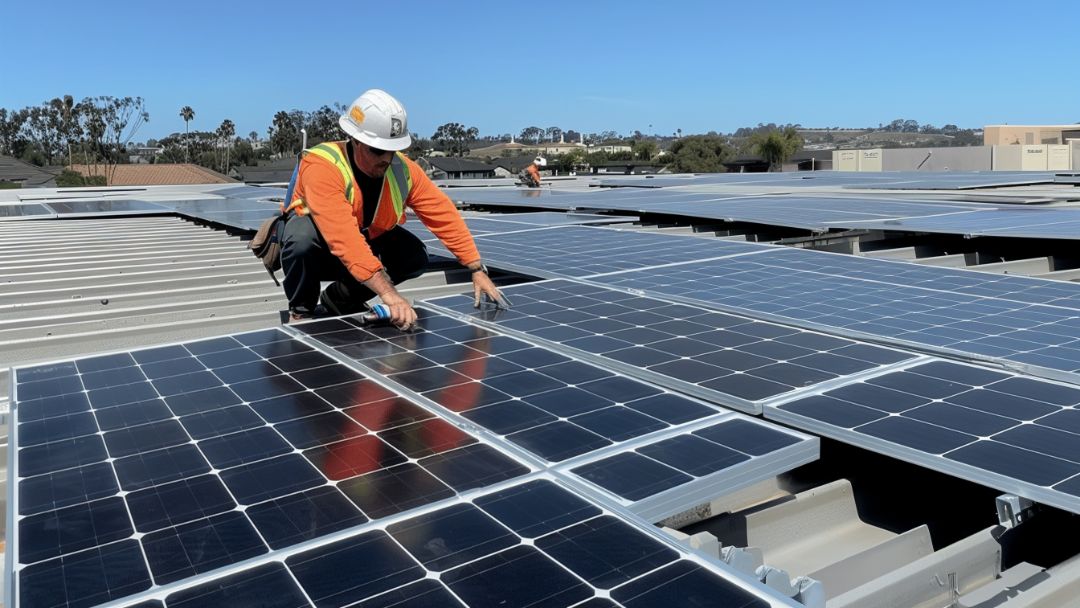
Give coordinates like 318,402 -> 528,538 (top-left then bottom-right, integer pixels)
0,96 -> 148,184
0,94 -> 987,178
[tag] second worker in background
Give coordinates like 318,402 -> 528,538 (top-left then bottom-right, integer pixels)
280,89 -> 509,329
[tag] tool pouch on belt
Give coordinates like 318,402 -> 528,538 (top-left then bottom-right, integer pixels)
250,158 -> 301,286
249,212 -> 288,286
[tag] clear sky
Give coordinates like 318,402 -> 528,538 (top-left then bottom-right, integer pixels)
3,0 -> 1077,142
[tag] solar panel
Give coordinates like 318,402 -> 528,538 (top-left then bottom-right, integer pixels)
9,328 -> 535,607
628,196 -> 978,232
765,359 -> 1080,515
850,172 -> 1057,190
589,247 -> 1080,384
204,185 -> 286,199
449,183 -> 1026,234
460,211 -> 639,227
406,213 -> 637,244
424,225 -> 770,278
0,204 -> 53,220
129,478 -> 797,607
595,171 -> 1035,190
424,279 -> 917,413
561,414 -> 817,522
830,207 -> 1080,240
44,200 -> 173,216
290,308 -> 734,464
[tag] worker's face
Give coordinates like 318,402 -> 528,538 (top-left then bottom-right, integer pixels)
351,139 -> 394,177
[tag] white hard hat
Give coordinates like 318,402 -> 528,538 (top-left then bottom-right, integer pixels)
534,156 -> 547,167
339,89 -> 412,151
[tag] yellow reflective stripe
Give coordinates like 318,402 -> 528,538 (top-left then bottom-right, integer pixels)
397,152 -> 413,190
307,143 -> 354,203
384,154 -> 411,220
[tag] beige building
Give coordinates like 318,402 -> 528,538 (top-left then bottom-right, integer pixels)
468,134 -> 587,158
983,124 -> 1080,146
832,144 -> 1078,172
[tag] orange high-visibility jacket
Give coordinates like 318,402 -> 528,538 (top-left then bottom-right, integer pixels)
526,163 -> 541,185
287,141 -> 480,282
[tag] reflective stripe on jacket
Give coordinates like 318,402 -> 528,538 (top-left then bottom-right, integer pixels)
286,141 -> 481,282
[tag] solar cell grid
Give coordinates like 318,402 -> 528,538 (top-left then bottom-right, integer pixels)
423,224 -> 769,278
21,477 -> 795,607
767,359 -> 1080,514
590,249 -> 1080,382
10,328 -> 533,607
563,415 -> 816,521
425,279 -> 917,413
291,307 -> 728,464
273,478 -> 785,608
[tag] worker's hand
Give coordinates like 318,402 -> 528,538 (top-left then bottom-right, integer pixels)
363,270 -> 417,330
378,291 -> 418,330
472,271 -> 512,310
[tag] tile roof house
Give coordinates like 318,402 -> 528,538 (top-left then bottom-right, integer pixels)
69,163 -> 235,186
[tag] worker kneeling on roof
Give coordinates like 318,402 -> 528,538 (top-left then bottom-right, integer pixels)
280,89 -> 509,328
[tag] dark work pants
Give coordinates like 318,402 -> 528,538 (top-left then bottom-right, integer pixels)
280,215 -> 428,314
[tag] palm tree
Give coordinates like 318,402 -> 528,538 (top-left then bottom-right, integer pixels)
62,95 -> 75,166
179,106 -> 195,162
217,119 -> 235,173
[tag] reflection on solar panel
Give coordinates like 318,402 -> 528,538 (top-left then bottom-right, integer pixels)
591,247 -> 1080,383
425,225 -> 769,278
45,200 -> 173,215
425,280 -> 917,413
10,328 -> 533,607
290,308 -> 818,522
563,415 -> 816,522
291,309 -> 729,463
766,360 -> 1080,514
0,204 -> 53,219
205,185 -> 286,199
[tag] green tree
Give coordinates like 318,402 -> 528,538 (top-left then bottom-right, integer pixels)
76,96 -> 150,182
632,139 -> 658,161
271,111 -> 302,157
585,150 -> 610,169
432,122 -> 479,157
666,135 -> 733,173
22,100 -> 67,165
179,106 -> 195,161
307,104 -> 346,144
0,108 -> 28,156
751,126 -> 801,171
519,126 -> 543,145
560,148 -> 586,172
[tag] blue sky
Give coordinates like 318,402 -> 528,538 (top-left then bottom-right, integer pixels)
3,0 -> 1077,141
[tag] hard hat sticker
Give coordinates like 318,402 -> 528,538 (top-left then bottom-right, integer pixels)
350,107 -> 365,124
390,118 -> 403,137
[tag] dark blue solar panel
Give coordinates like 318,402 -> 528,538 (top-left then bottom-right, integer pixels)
769,360 -> 1080,514
10,327 -> 533,607
426,279 -> 915,413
